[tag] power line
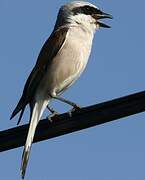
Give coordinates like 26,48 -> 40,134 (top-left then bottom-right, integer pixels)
0,90 -> 145,152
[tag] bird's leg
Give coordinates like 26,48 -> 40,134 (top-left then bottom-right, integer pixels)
52,96 -> 81,117
47,105 -> 57,114
46,105 -> 59,122
52,96 -> 80,108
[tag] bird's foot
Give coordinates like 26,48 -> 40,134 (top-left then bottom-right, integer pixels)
47,111 -> 60,122
67,105 -> 81,117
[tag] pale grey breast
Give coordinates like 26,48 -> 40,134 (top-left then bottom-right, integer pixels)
41,26 -> 94,96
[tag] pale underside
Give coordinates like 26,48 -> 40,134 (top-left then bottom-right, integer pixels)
35,26 -> 94,101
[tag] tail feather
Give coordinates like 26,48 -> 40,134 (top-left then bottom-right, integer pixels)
17,107 -> 25,125
21,100 -> 48,179
21,146 -> 31,179
10,96 -> 27,125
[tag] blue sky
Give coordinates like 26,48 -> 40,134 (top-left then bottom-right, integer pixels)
0,0 -> 145,179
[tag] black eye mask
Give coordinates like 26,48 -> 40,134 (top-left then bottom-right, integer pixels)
72,5 -> 102,16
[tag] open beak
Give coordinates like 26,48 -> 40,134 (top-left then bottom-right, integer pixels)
93,12 -> 113,28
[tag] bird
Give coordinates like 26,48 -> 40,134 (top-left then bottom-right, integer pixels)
10,1 -> 112,178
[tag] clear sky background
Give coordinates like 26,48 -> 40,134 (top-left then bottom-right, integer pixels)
0,0 -> 145,179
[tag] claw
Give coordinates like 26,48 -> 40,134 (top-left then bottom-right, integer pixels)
67,105 -> 81,117
47,111 -> 60,122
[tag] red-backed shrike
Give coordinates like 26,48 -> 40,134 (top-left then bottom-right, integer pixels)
11,1 -> 112,178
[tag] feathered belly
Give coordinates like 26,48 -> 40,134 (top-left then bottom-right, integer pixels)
53,48 -> 90,94
40,28 -> 93,96
42,51 -> 88,96
55,56 -> 85,93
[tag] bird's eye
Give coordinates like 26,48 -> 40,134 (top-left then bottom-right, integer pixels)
84,6 -> 90,10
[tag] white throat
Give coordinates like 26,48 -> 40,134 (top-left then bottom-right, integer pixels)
67,14 -> 97,33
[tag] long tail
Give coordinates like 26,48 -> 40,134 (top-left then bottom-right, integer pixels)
21,100 -> 48,179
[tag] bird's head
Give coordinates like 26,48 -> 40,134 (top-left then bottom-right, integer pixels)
55,1 -> 112,32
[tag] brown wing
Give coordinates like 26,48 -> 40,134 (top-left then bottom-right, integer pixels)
10,27 -> 69,123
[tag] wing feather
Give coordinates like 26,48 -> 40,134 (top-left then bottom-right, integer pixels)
10,27 -> 69,123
